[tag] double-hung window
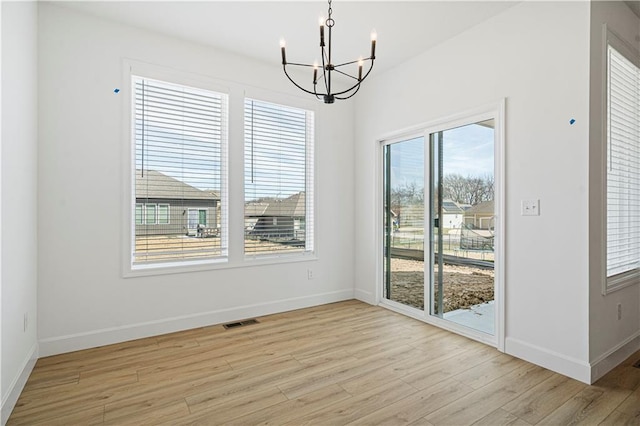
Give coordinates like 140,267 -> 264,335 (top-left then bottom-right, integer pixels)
132,75 -> 228,268
606,32 -> 640,292
244,98 -> 314,258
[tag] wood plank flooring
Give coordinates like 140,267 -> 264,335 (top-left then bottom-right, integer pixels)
8,300 -> 640,425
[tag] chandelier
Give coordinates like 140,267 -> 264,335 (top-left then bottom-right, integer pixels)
280,0 -> 376,104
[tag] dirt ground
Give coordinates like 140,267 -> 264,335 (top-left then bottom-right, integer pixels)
388,258 -> 494,312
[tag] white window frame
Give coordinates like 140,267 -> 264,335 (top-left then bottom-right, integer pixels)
603,27 -> 640,294
122,61 -> 229,277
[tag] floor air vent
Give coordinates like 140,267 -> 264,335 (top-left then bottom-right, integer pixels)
633,359 -> 640,369
223,319 -> 259,329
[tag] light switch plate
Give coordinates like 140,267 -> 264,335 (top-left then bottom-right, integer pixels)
521,199 -> 540,216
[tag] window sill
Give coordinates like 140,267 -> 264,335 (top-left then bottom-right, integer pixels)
604,270 -> 640,295
123,252 -> 318,279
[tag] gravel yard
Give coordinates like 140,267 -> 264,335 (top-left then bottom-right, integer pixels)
388,258 -> 494,311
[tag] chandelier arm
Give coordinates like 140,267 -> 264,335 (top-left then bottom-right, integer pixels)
331,81 -> 361,97
283,65 -> 320,96
312,79 -> 325,102
333,68 -> 359,81
286,62 -> 317,68
333,57 -> 372,68
320,49 -> 330,95
334,83 -> 361,100
330,60 -> 374,97
359,59 -> 376,82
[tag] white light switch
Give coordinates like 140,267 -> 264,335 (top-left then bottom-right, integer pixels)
521,199 -> 540,216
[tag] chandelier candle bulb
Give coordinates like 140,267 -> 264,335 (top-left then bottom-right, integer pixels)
313,64 -> 318,84
358,59 -> 363,81
280,39 -> 286,64
319,17 -> 325,47
370,30 -> 377,59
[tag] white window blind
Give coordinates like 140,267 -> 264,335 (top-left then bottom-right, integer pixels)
606,44 -> 640,288
133,76 -> 227,267
244,98 -> 314,257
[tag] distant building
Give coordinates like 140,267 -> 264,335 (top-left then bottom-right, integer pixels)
135,170 -> 220,236
394,200 -> 464,229
442,200 -> 465,229
464,200 -> 494,230
246,192 -> 306,241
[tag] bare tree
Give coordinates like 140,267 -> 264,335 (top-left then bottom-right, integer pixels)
443,173 -> 493,205
390,182 -> 424,210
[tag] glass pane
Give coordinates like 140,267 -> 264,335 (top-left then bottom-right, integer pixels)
431,120 -> 495,335
158,205 -> 169,225
383,137 -> 425,311
132,76 -> 226,265
145,204 -> 157,225
244,99 -> 313,257
135,204 -> 143,225
199,210 -> 207,226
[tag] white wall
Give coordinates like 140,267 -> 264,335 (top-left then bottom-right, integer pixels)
37,4 -> 355,356
588,1 -> 640,381
1,1 -> 39,422
354,2 -> 592,382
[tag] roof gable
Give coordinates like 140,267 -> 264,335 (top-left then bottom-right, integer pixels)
135,170 -> 220,201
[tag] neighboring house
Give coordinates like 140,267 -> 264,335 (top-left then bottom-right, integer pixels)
395,205 -> 423,228
246,192 -> 306,241
244,202 -> 269,232
393,200 -> 463,229
442,200 -> 464,229
464,200 -> 495,230
135,170 -> 220,236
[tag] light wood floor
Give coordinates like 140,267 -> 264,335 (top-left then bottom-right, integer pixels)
8,300 -> 640,425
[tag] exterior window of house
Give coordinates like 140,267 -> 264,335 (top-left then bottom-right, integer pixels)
135,204 -> 143,225
132,75 -> 227,268
158,204 -> 170,225
145,204 -> 157,225
244,98 -> 314,258
606,37 -> 640,292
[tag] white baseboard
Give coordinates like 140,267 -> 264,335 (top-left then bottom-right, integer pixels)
354,288 -> 375,305
505,337 -> 591,384
1,343 -> 38,426
590,331 -> 640,383
39,290 -> 353,357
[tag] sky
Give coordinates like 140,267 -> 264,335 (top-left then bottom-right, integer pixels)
389,123 -> 494,189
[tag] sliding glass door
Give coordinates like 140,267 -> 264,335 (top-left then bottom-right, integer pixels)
430,121 -> 495,335
382,116 -> 498,338
383,136 -> 425,311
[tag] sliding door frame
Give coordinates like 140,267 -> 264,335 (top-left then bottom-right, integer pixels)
377,100 -> 506,351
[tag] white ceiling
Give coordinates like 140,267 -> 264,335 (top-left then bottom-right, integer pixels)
55,1 -> 518,75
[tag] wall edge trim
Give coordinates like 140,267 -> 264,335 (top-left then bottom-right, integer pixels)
590,331 -> 640,383
39,290 -> 353,357
505,337 -> 591,384
1,343 -> 38,425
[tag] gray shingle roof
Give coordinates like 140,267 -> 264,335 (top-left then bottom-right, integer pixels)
262,192 -> 306,217
135,170 -> 220,201
442,200 -> 464,214
464,200 -> 494,215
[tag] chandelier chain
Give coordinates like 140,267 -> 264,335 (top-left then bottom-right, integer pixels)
326,0 -> 334,27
